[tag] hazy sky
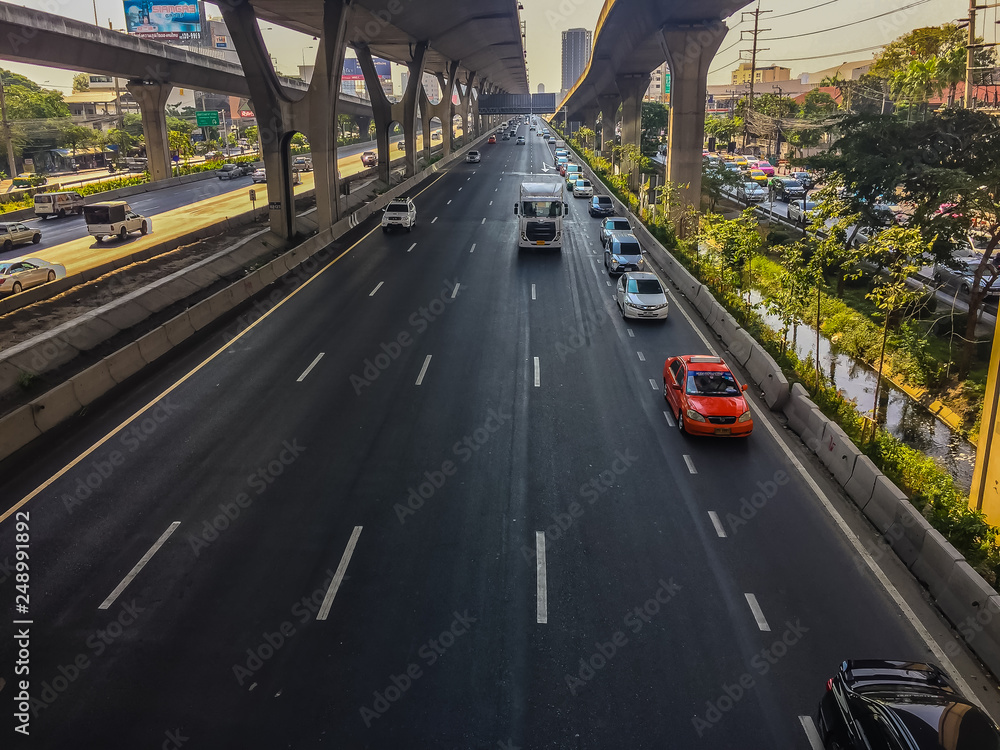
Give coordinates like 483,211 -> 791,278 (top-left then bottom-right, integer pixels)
1,0 -> 979,94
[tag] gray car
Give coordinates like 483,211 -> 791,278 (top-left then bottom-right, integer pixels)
0,221 -> 41,251
600,217 -> 632,246
604,233 -> 644,275
217,164 -> 245,180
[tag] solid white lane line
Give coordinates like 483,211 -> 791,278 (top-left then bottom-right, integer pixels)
467,177 -> 471,181
495,188 -> 497,192
446,199 -> 451,205
99,521 -> 180,609
663,410 -> 675,427
407,242 -> 416,252
451,283 -> 460,299
637,352 -> 646,362
489,200 -> 493,206
317,525 -> 363,621
745,593 -> 771,632
606,280 -> 611,286
708,511 -> 727,538
649,378 -> 659,390
627,329 -> 634,337
531,284 -> 536,300
799,717 -> 824,750
683,455 -> 697,474
431,216 -> 438,223
536,531 -> 548,624
368,282 -> 384,297
458,187 -> 462,192
414,355 -> 433,385
533,357 -> 540,387
481,217 -> 486,224
296,352 -> 325,382
470,243 -> 476,253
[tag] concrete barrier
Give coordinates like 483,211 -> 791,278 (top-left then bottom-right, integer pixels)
861,475 -> 906,534
55,312 -> 120,353
712,310 -> 741,346
745,345 -> 790,410
31,380 -> 81,433
911,529 -> 965,601
884,501 -> 933,569
186,296 -> 220,332
0,405 -> 40,457
105,341 -> 146,383
163,312 -> 195,346
843,455 -> 880,509
783,383 -> 816,434
727,328 -> 755,366
71,360 -> 116,407
97,298 -> 153,332
817,421 -> 860,487
136,327 -> 171,364
694,287 -> 713,318
4,333 -> 80,378
935,563 -> 1000,660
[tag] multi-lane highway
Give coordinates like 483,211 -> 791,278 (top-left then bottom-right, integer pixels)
1,120 -> 997,748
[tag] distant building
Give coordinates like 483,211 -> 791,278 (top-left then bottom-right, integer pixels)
731,63 -> 791,86
645,63 -> 670,104
799,60 -> 874,85
65,90 -> 138,131
561,28 -> 592,99
422,73 -> 440,104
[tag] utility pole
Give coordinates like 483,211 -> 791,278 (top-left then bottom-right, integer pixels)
0,72 -> 16,180
740,1 -> 771,151
964,2 -> 1000,109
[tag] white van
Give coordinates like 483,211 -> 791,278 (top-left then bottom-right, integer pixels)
34,191 -> 84,219
83,201 -> 149,242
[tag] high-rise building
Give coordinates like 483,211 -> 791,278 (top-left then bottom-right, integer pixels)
645,63 -> 671,104
561,28 -> 592,99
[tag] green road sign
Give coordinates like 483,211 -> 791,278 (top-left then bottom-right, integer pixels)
196,110 -> 220,127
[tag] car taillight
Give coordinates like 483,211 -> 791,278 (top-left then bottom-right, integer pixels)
826,678 -> 834,692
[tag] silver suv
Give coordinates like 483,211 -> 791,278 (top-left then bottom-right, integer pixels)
381,197 -> 416,233
604,233 -> 644,275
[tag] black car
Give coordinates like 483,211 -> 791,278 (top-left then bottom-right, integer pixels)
817,660 -> 1000,750
791,171 -> 815,189
769,177 -> 805,202
589,195 -> 615,217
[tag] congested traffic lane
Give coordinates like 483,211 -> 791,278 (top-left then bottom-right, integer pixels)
0,119 -> 996,748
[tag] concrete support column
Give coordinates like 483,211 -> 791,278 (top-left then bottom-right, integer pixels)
616,73 -> 650,191
436,61 -> 459,156
660,23 -> 728,210
399,42 -> 428,177
598,94 -> 619,156
456,70 -> 475,146
222,0 -> 351,239
126,81 -> 172,183
356,45 -> 393,185
353,114 -> 372,141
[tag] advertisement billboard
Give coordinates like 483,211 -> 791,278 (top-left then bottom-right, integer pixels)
123,2 -> 202,41
342,57 -> 391,81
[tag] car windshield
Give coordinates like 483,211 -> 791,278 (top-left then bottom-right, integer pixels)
595,197 -> 612,205
628,279 -> 662,295
386,203 -> 409,212
615,241 -> 641,256
801,201 -> 818,210
785,180 -> 803,188
0,264 -> 10,273
686,370 -> 740,396
609,220 -> 630,230
521,201 -> 562,217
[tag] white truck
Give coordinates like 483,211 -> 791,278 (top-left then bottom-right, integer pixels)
83,201 -> 150,242
513,181 -> 567,250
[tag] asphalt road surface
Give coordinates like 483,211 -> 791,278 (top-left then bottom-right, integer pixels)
1,120 -> 997,748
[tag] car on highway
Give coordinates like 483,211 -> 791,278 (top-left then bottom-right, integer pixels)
749,169 -> 769,186
84,201 -> 149,242
381,196 -> 416,233
788,199 -> 820,224
360,151 -> 378,167
572,179 -> 594,198
0,257 -> 62,295
13,172 -> 46,188
488,135 -> 497,144
724,162 -> 742,177
600,216 -> 632,246
397,140 -> 406,151
467,150 -> 481,163
732,155 -> 749,169
292,156 -> 313,172
604,232 -> 644,275
564,165 -> 583,184
737,181 -> 767,203
756,160 -> 776,177
615,272 -> 668,321
501,133 -> 510,140
933,258 -> 1000,298
662,354 -> 753,437
769,176 -> 806,201
217,163 -> 246,180
33,191 -> 85,219
516,136 -> 525,145
251,168 -> 266,183
556,155 -> 568,170
0,221 -> 41,251
555,147 -> 568,158
589,195 -> 615,217
816,659 -> 1000,750
791,170 -> 815,189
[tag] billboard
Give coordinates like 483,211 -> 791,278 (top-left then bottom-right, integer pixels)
124,2 -> 202,41
342,57 -> 391,81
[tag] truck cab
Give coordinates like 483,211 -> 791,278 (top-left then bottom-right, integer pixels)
513,182 -> 567,250
83,201 -> 149,242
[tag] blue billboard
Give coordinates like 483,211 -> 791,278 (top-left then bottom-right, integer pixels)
343,57 -> 391,81
124,2 -> 202,41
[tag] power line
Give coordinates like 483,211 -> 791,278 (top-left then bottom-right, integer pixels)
759,0 -> 933,42
758,43 -> 887,63
770,0 -> 844,20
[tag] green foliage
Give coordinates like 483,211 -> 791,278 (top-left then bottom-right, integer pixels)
704,116 -> 742,143
5,85 -> 69,120
641,101 -> 668,141
72,73 -> 90,92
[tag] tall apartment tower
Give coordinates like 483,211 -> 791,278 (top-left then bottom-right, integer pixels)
561,28 -> 592,99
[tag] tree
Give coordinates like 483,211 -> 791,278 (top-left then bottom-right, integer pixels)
701,161 -> 742,213
705,116 -> 743,144
244,125 -> 258,146
738,93 -> 797,120
72,73 -> 90,92
369,120 -> 377,139
576,126 -> 595,149
291,132 -> 307,147
702,209 -> 764,306
800,89 -> 838,119
60,124 -> 96,155
641,101 -> 669,144
5,85 -> 69,120
765,240 -> 813,354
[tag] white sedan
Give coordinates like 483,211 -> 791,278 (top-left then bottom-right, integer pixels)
572,179 -> 594,198
467,150 -> 481,163
616,272 -> 668,321
0,257 -> 65,295
251,168 -> 266,183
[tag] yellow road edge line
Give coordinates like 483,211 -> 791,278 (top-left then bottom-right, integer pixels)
0,171 -> 447,525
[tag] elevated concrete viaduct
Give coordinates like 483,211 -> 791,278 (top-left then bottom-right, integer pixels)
557,0 -> 749,212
